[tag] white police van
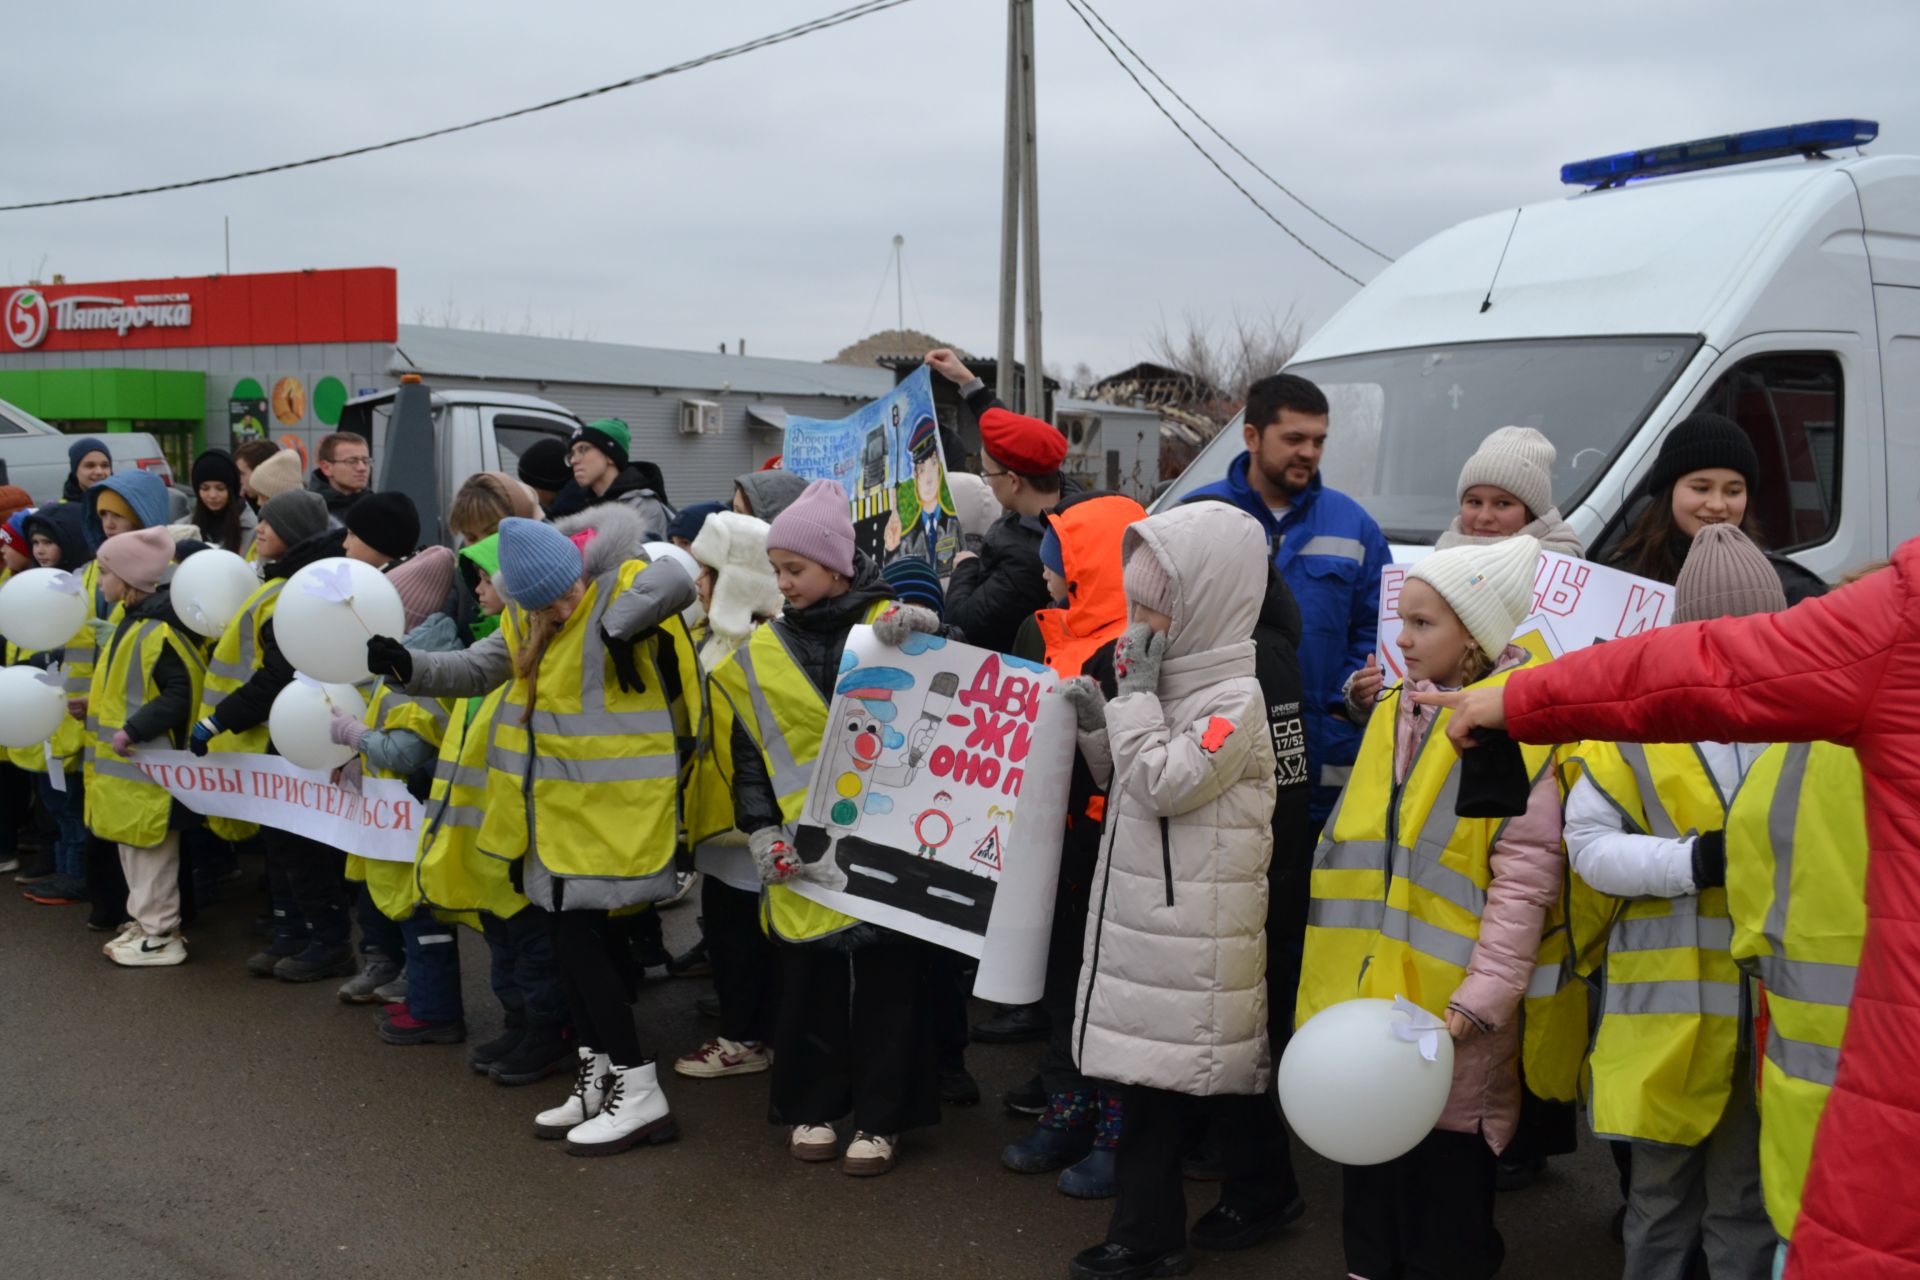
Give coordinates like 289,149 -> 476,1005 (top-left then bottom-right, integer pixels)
1160,120 -> 1920,578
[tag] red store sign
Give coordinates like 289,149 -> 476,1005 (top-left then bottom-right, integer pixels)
0,267 -> 397,354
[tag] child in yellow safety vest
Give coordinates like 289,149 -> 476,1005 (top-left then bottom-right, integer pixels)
1297,534 -> 1564,1280
713,478 -> 944,1179
1563,524 -> 1786,1280
15,504 -> 97,905
83,527 -> 206,968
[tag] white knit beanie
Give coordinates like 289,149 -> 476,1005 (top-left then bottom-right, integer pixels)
1407,535 -> 1541,662
1457,426 -> 1556,520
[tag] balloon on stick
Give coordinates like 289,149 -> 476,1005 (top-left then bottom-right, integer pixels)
0,568 -> 90,652
268,675 -> 367,771
0,666 -> 71,749
275,559 -> 406,684
171,549 -> 258,638
1278,997 -> 1456,1166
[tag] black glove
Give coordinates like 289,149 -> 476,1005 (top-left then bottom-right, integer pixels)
366,636 -> 413,684
605,627 -> 647,695
1691,830 -> 1727,890
188,716 -> 220,758
1455,728 -> 1532,819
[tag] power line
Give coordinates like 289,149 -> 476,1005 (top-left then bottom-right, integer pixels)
1073,0 -> 1392,263
1057,0 -> 1368,287
0,0 -> 915,214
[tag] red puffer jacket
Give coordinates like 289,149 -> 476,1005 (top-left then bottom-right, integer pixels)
1501,539 -> 1920,1280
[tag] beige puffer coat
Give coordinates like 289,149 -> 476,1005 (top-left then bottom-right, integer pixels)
1072,502 -> 1278,1097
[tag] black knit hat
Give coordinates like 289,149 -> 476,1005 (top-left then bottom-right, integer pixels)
345,491 -> 421,560
1649,413 -> 1759,494
191,449 -> 240,493
518,437 -> 571,493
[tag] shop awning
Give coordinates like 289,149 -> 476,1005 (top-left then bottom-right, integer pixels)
747,404 -> 787,431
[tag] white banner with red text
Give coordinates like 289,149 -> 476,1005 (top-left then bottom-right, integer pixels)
128,750 -> 420,862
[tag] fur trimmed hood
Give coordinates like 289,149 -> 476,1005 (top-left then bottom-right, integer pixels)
555,501 -> 649,581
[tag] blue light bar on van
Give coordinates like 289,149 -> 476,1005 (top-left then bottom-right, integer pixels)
1561,119 -> 1878,188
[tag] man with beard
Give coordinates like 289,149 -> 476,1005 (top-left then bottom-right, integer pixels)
1187,373 -> 1388,832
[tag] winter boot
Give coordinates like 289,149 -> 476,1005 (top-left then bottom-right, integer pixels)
534,1047 -> 611,1139
273,943 -> 357,983
337,951 -> 403,1005
1058,1093 -> 1122,1199
469,1013 -> 527,1076
491,1025 -> 576,1087
564,1062 -> 677,1155
1004,1091 -> 1097,1173
376,1011 -> 467,1046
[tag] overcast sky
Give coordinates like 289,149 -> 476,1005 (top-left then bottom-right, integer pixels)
7,0 -> 1917,376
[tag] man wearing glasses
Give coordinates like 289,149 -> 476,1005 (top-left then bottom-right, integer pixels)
308,431 -> 372,519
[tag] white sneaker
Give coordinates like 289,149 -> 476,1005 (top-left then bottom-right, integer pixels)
110,932 -> 186,968
673,1037 -> 771,1079
103,921 -> 146,957
534,1047 -> 611,1139
564,1062 -> 677,1155
790,1123 -> 839,1163
842,1131 -> 897,1177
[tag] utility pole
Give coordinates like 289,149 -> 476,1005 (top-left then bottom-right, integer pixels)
995,0 -> 1022,409
893,234 -> 905,335
1015,0 -> 1043,419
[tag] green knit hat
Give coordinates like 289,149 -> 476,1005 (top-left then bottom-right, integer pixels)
574,418 -> 632,469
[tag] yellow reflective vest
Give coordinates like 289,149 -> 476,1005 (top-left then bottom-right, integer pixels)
84,613 -> 206,847
5,638 -> 85,772
344,680 -> 451,921
416,687 -> 526,922
1297,660 -> 1577,1095
1725,741 -> 1866,1240
707,603 -> 889,944
1570,740 -> 1743,1146
194,578 -> 283,841
481,558 -> 699,893
61,561 -> 115,699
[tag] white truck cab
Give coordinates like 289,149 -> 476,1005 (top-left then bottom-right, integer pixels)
1161,119 -> 1920,578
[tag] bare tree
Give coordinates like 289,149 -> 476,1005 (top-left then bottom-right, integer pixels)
1143,305 -> 1304,429
411,293 -> 597,341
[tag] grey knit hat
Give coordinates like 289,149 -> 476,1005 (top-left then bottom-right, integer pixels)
1673,523 -> 1787,623
258,489 -> 329,549
1457,425 -> 1556,519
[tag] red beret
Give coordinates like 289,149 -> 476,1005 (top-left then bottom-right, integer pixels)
979,407 -> 1067,474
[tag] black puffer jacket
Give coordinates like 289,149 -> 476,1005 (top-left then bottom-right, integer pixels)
729,553 -> 895,837
211,527 -> 348,737
306,470 -> 363,520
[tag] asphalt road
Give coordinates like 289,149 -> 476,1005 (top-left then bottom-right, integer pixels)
0,867 -> 1628,1280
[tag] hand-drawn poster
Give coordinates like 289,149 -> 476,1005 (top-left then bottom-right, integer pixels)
784,366 -> 961,577
1375,549 -> 1674,682
785,626 -> 1071,958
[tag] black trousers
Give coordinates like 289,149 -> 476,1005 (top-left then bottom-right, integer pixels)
1342,1129 -> 1502,1280
926,948 -> 974,1072
769,937 -> 941,1135
85,836 -> 129,929
269,828 -> 349,948
550,909 -> 644,1066
1109,1085 -> 1298,1253
703,878 -> 775,1044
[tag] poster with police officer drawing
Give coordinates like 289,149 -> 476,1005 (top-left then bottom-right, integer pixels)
786,626 -> 1072,958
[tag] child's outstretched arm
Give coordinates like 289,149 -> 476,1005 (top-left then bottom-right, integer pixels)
1107,687 -> 1265,819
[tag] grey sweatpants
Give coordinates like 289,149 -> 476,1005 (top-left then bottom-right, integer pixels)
119,832 -> 181,937
1623,1049 -> 1773,1280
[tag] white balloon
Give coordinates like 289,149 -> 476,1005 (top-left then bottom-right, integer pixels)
268,678 -> 367,771
1278,998 -> 1456,1166
0,567 -> 91,652
170,549 -> 258,639
0,665 -> 70,749
274,558 -> 407,684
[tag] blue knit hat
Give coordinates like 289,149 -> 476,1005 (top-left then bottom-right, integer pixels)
68,436 -> 109,470
667,500 -> 726,545
496,516 -> 583,610
1039,524 -> 1064,577
880,556 -> 943,617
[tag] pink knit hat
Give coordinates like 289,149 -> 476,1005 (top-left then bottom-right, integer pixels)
385,545 -> 456,632
766,479 -> 856,577
97,527 -> 175,594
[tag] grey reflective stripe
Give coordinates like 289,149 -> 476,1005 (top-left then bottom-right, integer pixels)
1319,764 -> 1353,788
1605,978 -> 1740,1018
1753,953 -> 1856,1008
1380,905 -> 1478,969
1308,897 -> 1385,931
488,746 -> 678,785
1526,962 -> 1563,999
1766,1029 -> 1841,1087
435,803 -> 487,830
1764,743 -> 1814,951
206,658 -> 252,682
444,763 -> 491,792
1617,742 -> 1686,838
515,706 -> 676,738
89,757 -> 152,784
1610,907 -> 1733,954
1297,535 -> 1366,562
1315,840 -> 1388,872
727,634 -> 816,801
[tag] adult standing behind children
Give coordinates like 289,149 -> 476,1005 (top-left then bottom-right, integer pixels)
560,419 -> 673,540
1186,373 -> 1389,833
308,432 -> 371,520
924,347 -> 1080,656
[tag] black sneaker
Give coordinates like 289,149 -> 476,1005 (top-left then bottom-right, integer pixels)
246,944 -> 301,977
376,1012 -> 467,1046
940,1066 -> 981,1107
273,944 -> 358,983
1003,1074 -> 1047,1116
1067,1242 -> 1192,1279
971,1004 -> 1050,1044
1189,1196 -> 1305,1251
667,938 -> 713,978
490,1028 -> 576,1087
469,1023 -> 526,1076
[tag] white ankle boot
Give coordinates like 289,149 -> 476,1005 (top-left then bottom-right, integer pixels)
534,1047 -> 610,1139
565,1062 -> 677,1155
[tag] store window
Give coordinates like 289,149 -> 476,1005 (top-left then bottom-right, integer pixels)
1692,352 -> 1843,551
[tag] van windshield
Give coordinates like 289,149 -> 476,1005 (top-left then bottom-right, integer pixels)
1157,336 -> 1699,542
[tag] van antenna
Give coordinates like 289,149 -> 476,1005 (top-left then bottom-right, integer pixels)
1479,208 -> 1522,314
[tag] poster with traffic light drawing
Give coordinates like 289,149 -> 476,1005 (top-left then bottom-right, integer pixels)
785,626 -> 1073,959
783,366 -> 961,578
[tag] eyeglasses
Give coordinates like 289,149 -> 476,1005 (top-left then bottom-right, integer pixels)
980,466 -> 1010,479
332,455 -> 371,469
